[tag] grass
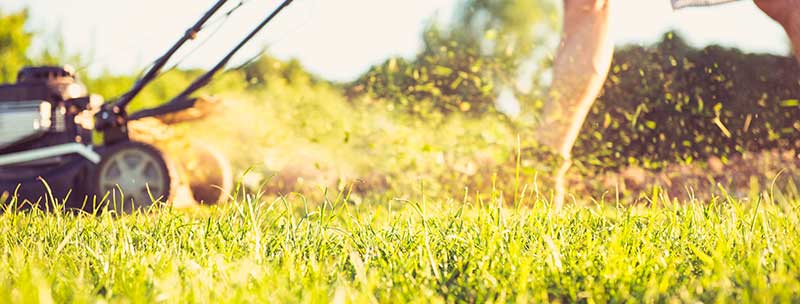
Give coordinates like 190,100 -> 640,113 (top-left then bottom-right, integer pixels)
1,187 -> 799,303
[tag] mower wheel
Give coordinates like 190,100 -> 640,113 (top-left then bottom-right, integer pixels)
92,141 -> 171,212
185,142 -> 233,205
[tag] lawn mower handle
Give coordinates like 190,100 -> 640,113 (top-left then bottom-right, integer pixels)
129,0 -> 295,121
114,0 -> 230,110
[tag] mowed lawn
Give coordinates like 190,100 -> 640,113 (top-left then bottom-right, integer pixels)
1,192 -> 799,303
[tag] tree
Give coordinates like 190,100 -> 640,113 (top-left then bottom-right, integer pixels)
350,0 -> 557,116
0,9 -> 32,83
453,0 -> 557,75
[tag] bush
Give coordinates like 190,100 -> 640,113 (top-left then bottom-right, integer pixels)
572,32 -> 800,170
0,10 -> 31,83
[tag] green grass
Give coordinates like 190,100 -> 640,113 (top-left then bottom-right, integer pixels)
2,189 -> 799,303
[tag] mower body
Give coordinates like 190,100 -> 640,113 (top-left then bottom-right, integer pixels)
0,66 -> 228,212
1,0 -> 294,211
0,66 -> 113,208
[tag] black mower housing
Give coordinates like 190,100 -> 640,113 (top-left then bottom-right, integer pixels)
0,66 -> 94,152
1,0 -> 296,210
0,66 -> 98,207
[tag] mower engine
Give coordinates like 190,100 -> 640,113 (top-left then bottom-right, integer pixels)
0,66 -> 96,152
0,66 -> 115,209
0,101 -> 52,148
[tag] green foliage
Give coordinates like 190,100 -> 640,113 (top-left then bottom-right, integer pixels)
573,32 -> 800,170
351,38 -> 499,116
0,9 -> 87,84
2,193 -> 800,302
0,9 -> 32,83
241,54 -> 316,87
350,0 -> 556,116
455,0 -> 557,67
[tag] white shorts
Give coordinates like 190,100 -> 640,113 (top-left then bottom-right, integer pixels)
672,0 -> 741,9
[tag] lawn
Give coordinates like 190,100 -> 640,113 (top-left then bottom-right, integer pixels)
2,189 -> 799,303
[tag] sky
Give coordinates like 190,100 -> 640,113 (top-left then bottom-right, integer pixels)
0,0 -> 791,82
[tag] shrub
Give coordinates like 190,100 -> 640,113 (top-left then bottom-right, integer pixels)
572,32 -> 800,170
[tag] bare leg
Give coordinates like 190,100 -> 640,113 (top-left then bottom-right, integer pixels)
755,0 -> 800,63
537,0 -> 614,209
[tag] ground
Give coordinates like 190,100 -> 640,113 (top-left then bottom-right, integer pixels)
1,190 -> 799,303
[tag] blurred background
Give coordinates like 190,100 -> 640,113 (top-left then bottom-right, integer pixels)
0,0 -> 789,80
1,0 -> 798,204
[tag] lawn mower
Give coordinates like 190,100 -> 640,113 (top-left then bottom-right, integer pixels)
0,0 -> 295,212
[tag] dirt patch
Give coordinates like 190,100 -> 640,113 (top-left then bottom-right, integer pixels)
575,150 -> 800,202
